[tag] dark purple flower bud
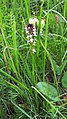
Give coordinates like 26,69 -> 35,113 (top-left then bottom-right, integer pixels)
27,24 -> 36,34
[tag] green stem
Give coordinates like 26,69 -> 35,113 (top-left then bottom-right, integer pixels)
64,0 -> 67,18
43,0 -> 49,81
37,0 -> 45,56
24,0 -> 30,20
11,16 -> 20,74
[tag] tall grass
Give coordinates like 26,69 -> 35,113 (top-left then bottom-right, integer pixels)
43,0 -> 49,81
0,0 -> 67,118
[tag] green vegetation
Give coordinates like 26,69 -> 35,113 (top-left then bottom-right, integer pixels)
0,0 -> 67,119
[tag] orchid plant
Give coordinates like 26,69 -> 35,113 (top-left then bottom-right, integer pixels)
25,17 -> 45,54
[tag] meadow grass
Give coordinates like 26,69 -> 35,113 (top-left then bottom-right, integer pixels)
0,0 -> 67,119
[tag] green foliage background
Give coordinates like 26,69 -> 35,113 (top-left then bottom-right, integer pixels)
0,0 -> 67,119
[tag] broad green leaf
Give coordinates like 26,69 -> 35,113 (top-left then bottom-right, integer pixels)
57,60 -> 67,75
36,82 -> 59,101
52,59 -> 67,76
62,72 -> 67,88
52,59 -> 59,72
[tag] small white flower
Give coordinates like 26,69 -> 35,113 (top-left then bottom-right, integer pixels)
30,38 -> 34,42
29,34 -> 33,38
26,35 -> 29,39
27,40 -> 30,43
32,48 -> 36,54
41,19 -> 45,29
33,28 -> 36,32
29,18 -> 39,26
33,18 -> 39,26
33,32 -> 37,36
29,18 -> 33,24
26,30 -> 29,34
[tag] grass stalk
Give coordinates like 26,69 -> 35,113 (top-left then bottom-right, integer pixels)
64,0 -> 67,18
0,68 -> 30,92
11,16 -> 20,74
37,0 -> 44,56
12,101 -> 33,119
41,41 -> 58,89
43,0 -> 49,81
0,1 -> 67,118
32,53 -> 35,85
24,0 -> 30,20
